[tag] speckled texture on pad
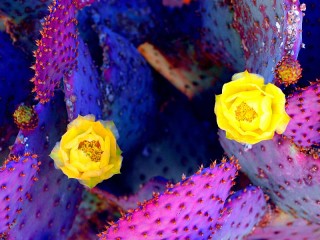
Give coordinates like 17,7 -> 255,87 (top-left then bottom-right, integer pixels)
248,208 -> 320,240
69,177 -> 167,238
31,0 -> 79,103
0,154 -> 39,236
283,81 -> 320,148
219,131 -> 320,223
213,186 -> 267,239
63,38 -> 102,121
0,0 -> 50,24
232,0 -> 303,83
99,27 -> 156,153
100,161 -> 238,239
200,0 -> 245,71
117,98 -> 222,193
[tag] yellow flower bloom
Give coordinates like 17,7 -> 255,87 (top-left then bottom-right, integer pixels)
214,70 -> 290,144
49,115 -> 122,188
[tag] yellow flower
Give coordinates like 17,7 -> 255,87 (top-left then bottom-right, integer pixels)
214,70 -> 290,144
49,115 -> 122,188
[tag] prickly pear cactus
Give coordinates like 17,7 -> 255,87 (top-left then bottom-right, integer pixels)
99,160 -> 267,240
0,0 -> 50,24
283,81 -> 320,147
117,98 -> 222,193
200,0 -> 245,71
31,0 -> 79,103
69,177 -> 167,239
297,0 -> 320,82
1,0 -> 320,238
6,93 -> 83,239
232,0 -> 303,82
63,38 -> 103,121
0,154 -> 39,237
100,160 -> 239,239
219,131 -> 320,223
248,207 -> 320,240
98,27 -> 156,153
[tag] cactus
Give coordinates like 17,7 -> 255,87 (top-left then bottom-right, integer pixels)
63,38 -> 103,121
100,160 -> 238,239
248,207 -> 320,240
232,0 -> 303,82
31,0 -> 79,103
69,177 -> 167,239
85,0 -> 154,45
6,93 -> 83,239
283,81 -> 320,148
0,0 -> 50,24
200,0 -> 245,72
0,0 -> 50,50
0,153 -> 39,237
99,160 -> 267,239
214,186 -> 267,239
98,27 -> 156,153
297,0 -> 319,82
117,97 -> 222,193
219,131 -> 320,223
0,31 -> 33,161
0,0 -> 320,239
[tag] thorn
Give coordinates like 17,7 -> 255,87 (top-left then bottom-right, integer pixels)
181,173 -> 186,180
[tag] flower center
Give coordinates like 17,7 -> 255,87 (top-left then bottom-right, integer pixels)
235,102 -> 258,122
78,140 -> 103,162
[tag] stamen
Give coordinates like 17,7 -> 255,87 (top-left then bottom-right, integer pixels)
78,140 -> 103,162
235,102 -> 258,122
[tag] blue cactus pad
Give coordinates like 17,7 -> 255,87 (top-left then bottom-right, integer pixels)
200,0 -> 245,71
118,98 -> 223,193
98,27 -> 156,153
298,0 -> 320,82
0,0 -> 50,24
63,38 -> 102,121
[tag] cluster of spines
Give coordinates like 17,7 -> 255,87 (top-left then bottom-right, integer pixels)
6,93 -> 84,239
